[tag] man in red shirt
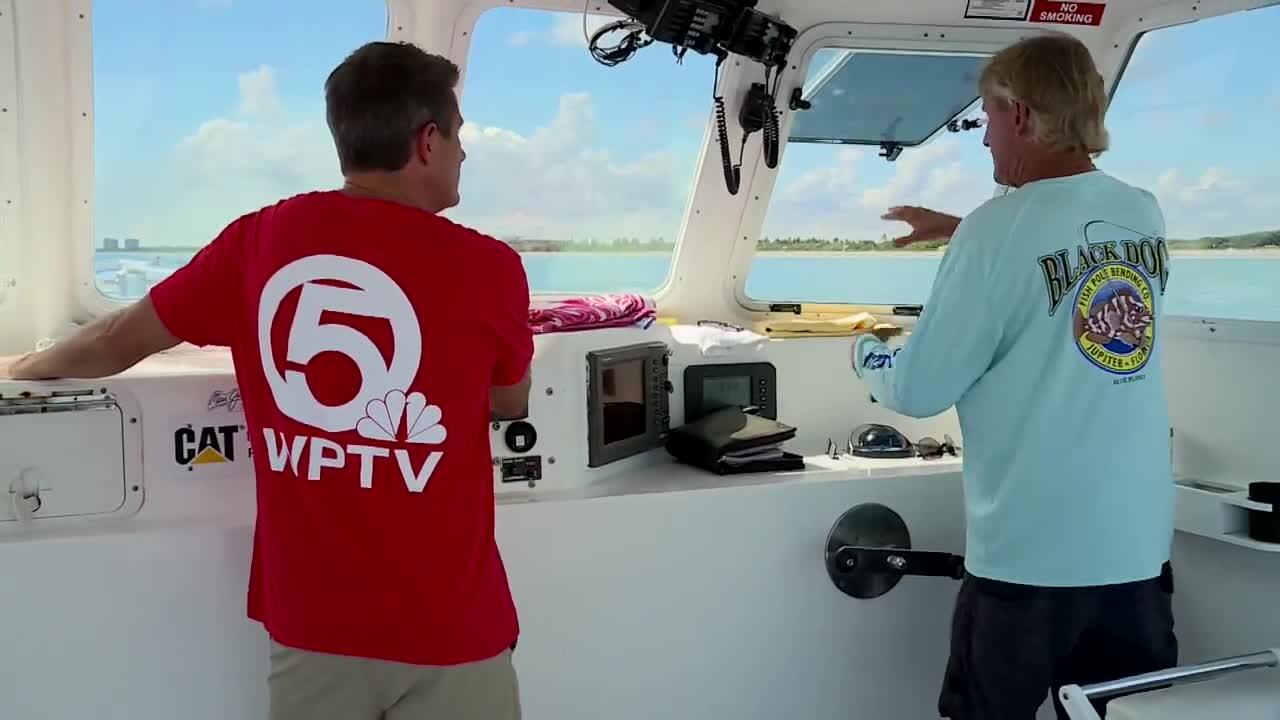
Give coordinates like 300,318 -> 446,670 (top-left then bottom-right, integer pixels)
4,41 -> 532,720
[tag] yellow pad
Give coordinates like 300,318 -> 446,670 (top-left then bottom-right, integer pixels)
757,312 -> 881,337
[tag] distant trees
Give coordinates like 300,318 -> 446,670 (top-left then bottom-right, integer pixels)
1172,230 -> 1280,250
523,229 -> 1277,253
108,229 -> 1280,255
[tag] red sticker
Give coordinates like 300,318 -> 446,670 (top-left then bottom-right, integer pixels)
1029,0 -> 1106,26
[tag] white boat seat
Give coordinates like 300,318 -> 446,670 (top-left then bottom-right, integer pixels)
1104,668 -> 1280,720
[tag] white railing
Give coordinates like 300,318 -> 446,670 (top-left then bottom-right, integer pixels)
1058,648 -> 1280,719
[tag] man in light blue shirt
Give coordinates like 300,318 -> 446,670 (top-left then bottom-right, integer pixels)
854,32 -> 1177,720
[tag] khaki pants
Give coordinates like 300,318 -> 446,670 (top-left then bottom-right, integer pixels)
268,640 -> 521,720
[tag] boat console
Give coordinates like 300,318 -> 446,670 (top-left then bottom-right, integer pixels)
5,0 -> 1280,718
483,324 -> 960,502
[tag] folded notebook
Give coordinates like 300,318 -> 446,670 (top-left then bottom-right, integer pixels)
665,406 -> 805,475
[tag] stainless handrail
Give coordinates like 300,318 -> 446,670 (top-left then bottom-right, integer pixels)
1058,648 -> 1280,720
1079,649 -> 1279,699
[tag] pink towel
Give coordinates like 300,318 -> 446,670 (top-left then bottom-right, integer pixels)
529,294 -> 657,334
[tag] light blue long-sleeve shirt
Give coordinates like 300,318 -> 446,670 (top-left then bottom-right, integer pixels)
854,170 -> 1174,587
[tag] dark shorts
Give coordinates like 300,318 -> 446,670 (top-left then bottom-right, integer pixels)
938,562 -> 1177,720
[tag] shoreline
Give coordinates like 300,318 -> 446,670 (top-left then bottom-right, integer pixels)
500,248 -> 1280,259
100,248 -> 1280,260
752,248 -> 1280,259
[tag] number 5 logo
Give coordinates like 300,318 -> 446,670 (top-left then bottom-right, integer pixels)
257,255 -> 422,433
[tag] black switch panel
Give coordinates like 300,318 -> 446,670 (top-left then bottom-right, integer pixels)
500,455 -> 542,484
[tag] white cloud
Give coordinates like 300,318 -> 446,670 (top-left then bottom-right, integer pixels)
447,92 -> 694,240
549,12 -> 616,47
762,138 -> 994,241
779,148 -> 862,207
102,64 -> 703,247
236,65 -> 281,118
1156,167 -> 1247,206
98,64 -> 339,246
1148,166 -> 1274,238
507,31 -> 534,48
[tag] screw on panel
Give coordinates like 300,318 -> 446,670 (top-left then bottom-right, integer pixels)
545,387 -> 554,396
548,457 -> 556,464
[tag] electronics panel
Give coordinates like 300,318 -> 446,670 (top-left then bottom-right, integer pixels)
586,342 -> 671,468
683,362 -> 777,423
489,331 -> 675,494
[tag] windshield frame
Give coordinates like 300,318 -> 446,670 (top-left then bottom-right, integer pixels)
728,22 -> 1031,315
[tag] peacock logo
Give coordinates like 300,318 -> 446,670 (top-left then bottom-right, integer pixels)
356,390 -> 447,445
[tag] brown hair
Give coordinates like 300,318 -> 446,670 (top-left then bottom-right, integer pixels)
324,41 -> 461,174
979,32 -> 1110,157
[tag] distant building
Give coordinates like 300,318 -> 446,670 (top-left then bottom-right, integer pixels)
124,237 -> 140,250
505,237 -> 564,252
102,237 -> 120,250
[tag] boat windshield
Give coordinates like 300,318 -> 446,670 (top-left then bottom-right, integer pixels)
790,49 -> 988,148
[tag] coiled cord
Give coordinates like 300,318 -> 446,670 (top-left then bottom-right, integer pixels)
761,67 -> 782,169
713,57 -> 740,195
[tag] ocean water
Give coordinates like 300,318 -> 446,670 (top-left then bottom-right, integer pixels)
94,251 -> 1280,323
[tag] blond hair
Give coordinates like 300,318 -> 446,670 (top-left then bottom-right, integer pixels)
979,32 -> 1110,157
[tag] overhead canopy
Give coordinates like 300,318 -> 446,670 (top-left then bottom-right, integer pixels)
789,49 -> 989,147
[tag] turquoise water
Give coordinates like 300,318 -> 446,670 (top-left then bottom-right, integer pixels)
94,251 -> 1280,322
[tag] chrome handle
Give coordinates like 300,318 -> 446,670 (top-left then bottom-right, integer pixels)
1079,649 -> 1279,700
1059,648 -> 1280,719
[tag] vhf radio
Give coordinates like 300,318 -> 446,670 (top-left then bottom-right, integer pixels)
605,0 -> 796,68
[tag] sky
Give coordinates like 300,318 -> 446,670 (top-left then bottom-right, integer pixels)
92,1 -> 1280,252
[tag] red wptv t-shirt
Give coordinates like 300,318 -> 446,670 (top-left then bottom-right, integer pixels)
149,191 -> 533,665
